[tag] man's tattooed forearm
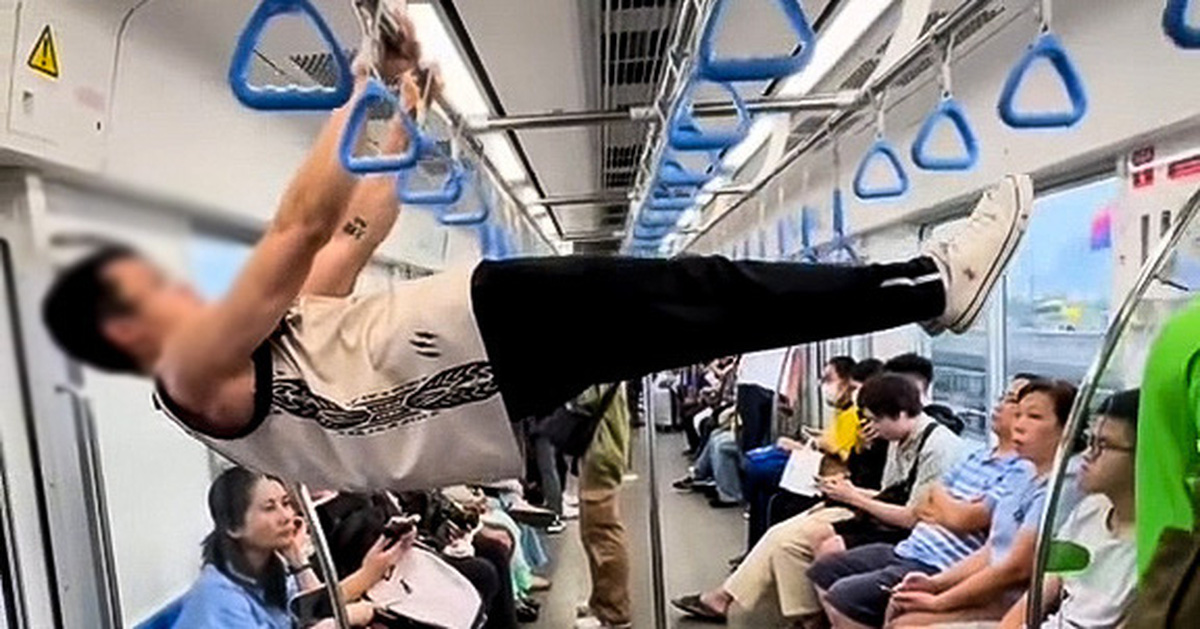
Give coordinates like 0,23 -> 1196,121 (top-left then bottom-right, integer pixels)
343,217 -> 368,240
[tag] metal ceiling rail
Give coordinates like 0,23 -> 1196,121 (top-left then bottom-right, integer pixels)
462,91 -> 859,133
619,0 -> 720,252
531,182 -> 757,209
432,94 -> 558,251
532,191 -> 632,207
680,0 -> 996,253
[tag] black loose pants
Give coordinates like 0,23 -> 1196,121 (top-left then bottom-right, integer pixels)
472,255 -> 944,420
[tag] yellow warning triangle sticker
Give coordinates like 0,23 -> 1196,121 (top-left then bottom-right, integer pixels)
27,25 -> 59,80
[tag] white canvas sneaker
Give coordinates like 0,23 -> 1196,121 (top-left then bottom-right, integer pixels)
923,173 -> 1034,334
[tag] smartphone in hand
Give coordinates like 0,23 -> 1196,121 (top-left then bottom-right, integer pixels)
381,516 -> 418,549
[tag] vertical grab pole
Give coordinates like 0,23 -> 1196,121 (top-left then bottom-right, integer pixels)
642,375 -> 668,629
293,483 -> 351,629
1026,187 -> 1200,626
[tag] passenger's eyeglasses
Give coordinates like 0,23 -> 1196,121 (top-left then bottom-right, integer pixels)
1086,435 -> 1134,456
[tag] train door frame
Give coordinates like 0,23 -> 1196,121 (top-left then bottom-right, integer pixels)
0,171 -> 116,628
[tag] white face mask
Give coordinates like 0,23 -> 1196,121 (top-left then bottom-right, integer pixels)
822,383 -> 842,405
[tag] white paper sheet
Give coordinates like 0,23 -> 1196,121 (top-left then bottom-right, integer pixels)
778,448 -> 824,497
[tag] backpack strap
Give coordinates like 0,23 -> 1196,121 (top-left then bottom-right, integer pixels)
904,421 -> 942,492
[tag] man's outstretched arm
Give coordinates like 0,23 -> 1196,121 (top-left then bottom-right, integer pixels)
302,15 -> 430,297
163,93 -> 361,400
301,76 -> 423,297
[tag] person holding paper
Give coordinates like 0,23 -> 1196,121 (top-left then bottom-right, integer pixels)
746,358 -> 887,552
671,374 -> 962,626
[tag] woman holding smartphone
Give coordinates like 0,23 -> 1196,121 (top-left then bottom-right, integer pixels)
175,467 -> 409,628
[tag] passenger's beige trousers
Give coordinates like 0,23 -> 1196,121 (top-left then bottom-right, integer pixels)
580,487 -> 632,625
723,505 -> 855,622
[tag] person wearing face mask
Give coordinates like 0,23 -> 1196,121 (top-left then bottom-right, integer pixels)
739,357 -> 862,550
673,375 -> 962,627
887,379 -> 1081,628
761,359 -> 890,543
999,389 -> 1139,629
819,357 -> 866,459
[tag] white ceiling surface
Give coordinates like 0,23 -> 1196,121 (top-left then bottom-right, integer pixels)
450,0 -> 832,239
451,0 -> 596,236
98,0 -> 847,246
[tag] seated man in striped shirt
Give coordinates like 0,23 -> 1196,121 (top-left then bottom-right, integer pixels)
807,374 -> 1039,629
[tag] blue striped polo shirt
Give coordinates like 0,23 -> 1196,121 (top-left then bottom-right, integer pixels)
894,446 -> 1033,570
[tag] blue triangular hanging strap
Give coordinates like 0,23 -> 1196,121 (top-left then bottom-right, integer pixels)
854,94 -> 909,200
854,140 -> 910,199
912,39 -> 979,171
669,81 -> 751,152
338,78 -> 424,174
229,0 -> 353,110
1165,0 -> 1200,48
697,0 -> 817,82
997,32 -> 1088,129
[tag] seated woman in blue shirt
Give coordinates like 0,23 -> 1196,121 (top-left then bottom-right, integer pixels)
175,467 -> 409,628
885,379 -> 1080,628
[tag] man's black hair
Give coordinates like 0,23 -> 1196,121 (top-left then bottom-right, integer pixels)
1098,388 -> 1140,446
41,246 -> 140,373
827,356 -> 856,380
884,353 -> 934,389
858,373 -> 923,419
850,358 -> 884,384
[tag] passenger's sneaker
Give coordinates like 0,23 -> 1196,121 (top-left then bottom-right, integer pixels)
923,174 -> 1033,335
672,475 -> 716,493
672,475 -> 697,492
508,503 -> 558,529
516,599 -> 540,623
546,518 -> 566,534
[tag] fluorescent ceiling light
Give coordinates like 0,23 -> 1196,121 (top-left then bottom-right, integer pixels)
409,4 -> 558,244
777,0 -> 895,97
409,5 -> 489,117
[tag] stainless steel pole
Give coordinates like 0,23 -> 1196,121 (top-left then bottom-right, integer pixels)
464,92 -> 857,133
531,192 -> 631,207
293,483 -> 351,629
642,375 -> 668,629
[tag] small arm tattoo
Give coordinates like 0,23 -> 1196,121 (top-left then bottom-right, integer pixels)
342,216 -> 368,240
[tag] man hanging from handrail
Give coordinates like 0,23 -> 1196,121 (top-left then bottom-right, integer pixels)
39,15 -> 1035,493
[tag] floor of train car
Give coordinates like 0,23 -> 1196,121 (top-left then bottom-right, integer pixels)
529,428 -> 744,628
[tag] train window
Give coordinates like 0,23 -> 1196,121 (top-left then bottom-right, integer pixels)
925,176 -> 1119,441
925,219 -> 996,442
1004,177 -> 1120,384
189,235 -> 253,298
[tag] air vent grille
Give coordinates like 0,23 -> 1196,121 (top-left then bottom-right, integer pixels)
598,0 -> 681,239
290,51 -> 353,88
